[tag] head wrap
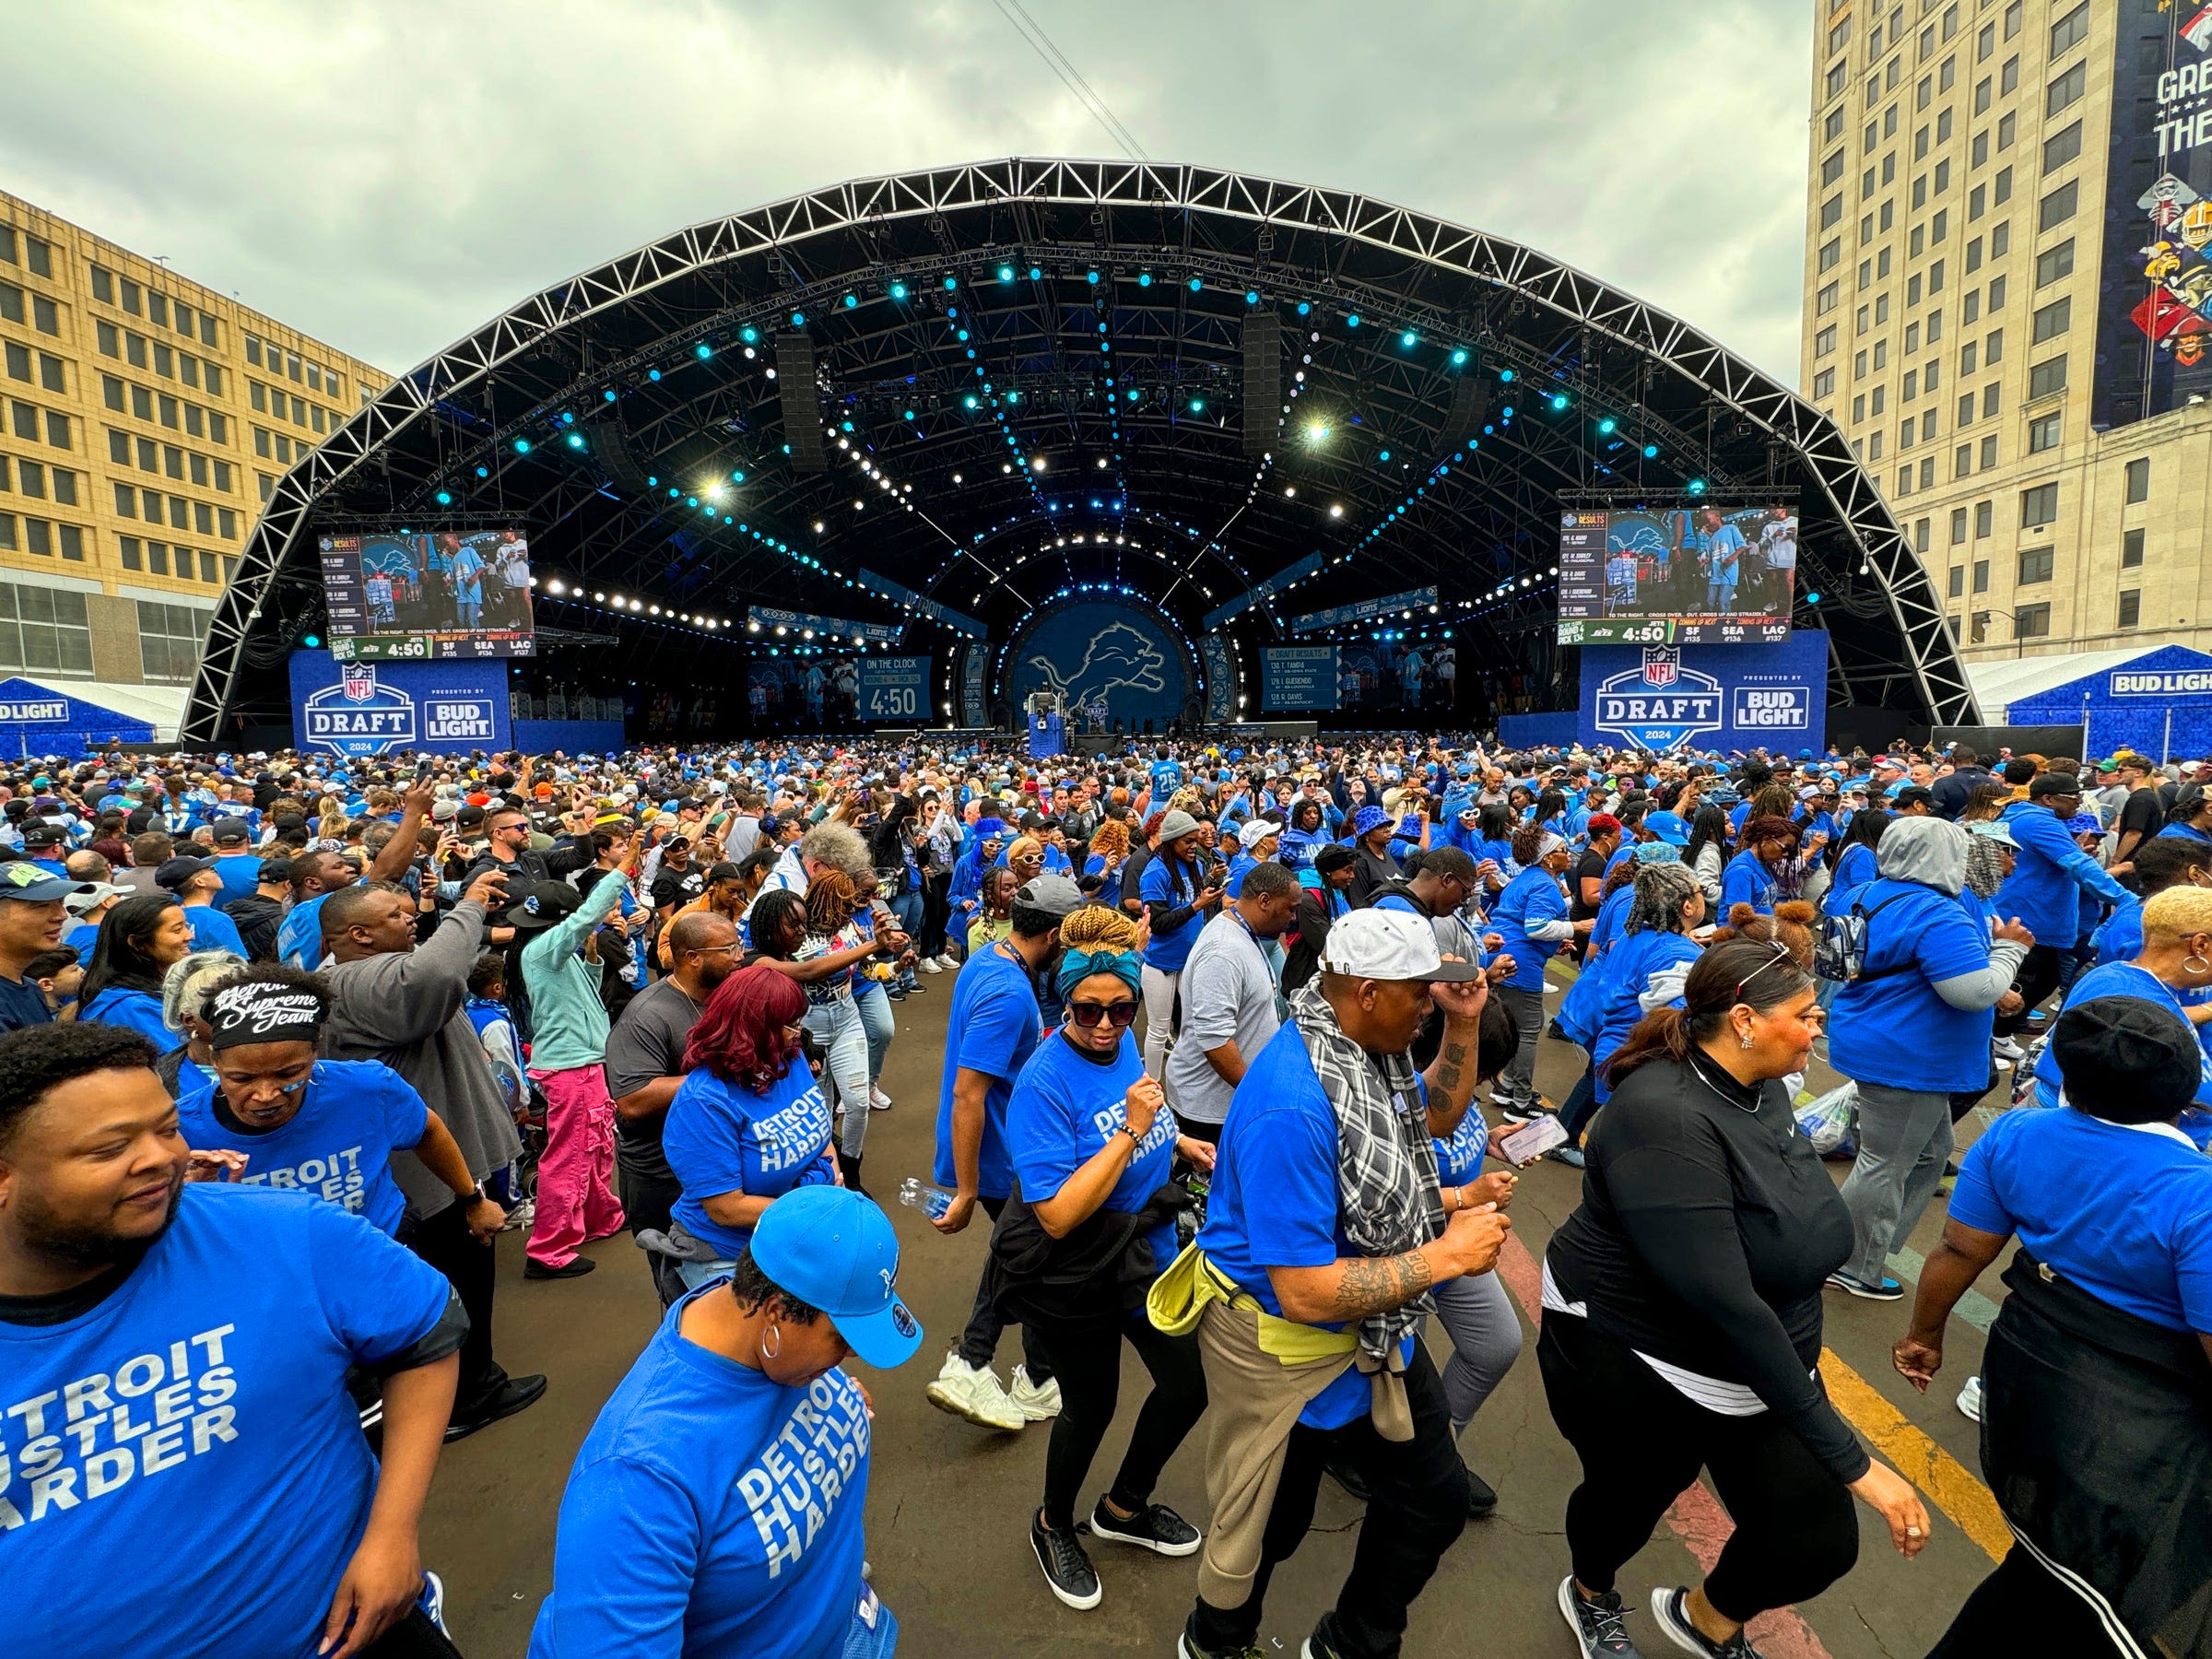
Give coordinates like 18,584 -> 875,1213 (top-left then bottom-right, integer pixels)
1631,840 -> 1682,865
206,979 -> 326,1050
1057,945 -> 1144,996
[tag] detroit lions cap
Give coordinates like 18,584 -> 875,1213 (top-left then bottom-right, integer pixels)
747,1185 -> 924,1370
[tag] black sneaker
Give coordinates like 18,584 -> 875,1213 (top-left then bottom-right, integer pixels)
1178,1613 -> 1264,1659
1651,1585 -> 1765,1658
1323,1455 -> 1371,1502
1300,1614 -> 1347,1659
444,1372 -> 547,1442
1088,1498 -> 1201,1556
1557,1576 -> 1644,1657
1463,1462 -> 1498,1519
524,1255 -> 596,1280
1029,1511 -> 1100,1610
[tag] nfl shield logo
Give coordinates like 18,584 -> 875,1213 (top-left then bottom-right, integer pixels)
1640,647 -> 1681,689
340,664 -> 377,703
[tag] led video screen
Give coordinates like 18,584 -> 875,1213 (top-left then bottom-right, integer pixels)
1557,506 -> 1795,645
319,530 -> 535,661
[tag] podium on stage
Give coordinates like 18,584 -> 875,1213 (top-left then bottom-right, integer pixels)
1027,692 -> 1067,758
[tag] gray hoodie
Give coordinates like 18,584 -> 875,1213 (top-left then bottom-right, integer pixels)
1871,817 -> 2025,1011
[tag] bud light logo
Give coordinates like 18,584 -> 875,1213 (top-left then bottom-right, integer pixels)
1593,648 -> 1723,751
1730,685 -> 1811,729
303,665 -> 417,757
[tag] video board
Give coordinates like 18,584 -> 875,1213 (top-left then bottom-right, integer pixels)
1557,506 -> 1795,645
319,530 -> 535,661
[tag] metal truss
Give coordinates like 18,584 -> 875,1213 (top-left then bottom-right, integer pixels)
185,158 -> 1972,743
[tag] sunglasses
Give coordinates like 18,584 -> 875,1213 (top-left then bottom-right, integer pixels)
1732,942 -> 1798,1003
1068,999 -> 1139,1029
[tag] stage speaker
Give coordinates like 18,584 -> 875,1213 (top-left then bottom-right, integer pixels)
1241,312 -> 1279,457
776,334 -> 827,473
1440,373 -> 1492,450
588,414 -> 650,493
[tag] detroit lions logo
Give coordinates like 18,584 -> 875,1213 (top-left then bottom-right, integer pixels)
1026,621 -> 1167,710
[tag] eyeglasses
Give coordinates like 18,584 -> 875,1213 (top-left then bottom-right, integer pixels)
1733,942 -> 1797,1003
1068,999 -> 1139,1029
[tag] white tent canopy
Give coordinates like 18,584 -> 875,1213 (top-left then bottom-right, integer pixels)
8,678 -> 189,741
1963,646 -> 2166,721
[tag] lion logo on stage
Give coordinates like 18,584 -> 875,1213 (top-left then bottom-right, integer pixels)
1025,620 -> 1167,711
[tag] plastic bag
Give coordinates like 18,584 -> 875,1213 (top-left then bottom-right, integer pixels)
1794,1080 -> 1858,1159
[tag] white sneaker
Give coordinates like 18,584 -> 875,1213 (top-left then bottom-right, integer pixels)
1008,1364 -> 1063,1421
869,1086 -> 894,1111
924,1353 -> 1026,1431
1956,1374 -> 1983,1423
935,953 -> 960,971
499,1198 -> 535,1234
1993,1036 -> 2028,1064
920,957 -> 943,974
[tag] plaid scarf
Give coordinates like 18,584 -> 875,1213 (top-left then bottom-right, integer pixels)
1288,978 -> 1445,1361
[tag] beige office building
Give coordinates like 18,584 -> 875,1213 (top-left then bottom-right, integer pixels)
1801,0 -> 2212,664
0,189 -> 386,724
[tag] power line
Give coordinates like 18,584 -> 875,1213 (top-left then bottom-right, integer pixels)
992,0 -> 1149,162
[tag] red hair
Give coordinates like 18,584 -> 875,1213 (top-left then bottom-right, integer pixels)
684,963 -> 807,1092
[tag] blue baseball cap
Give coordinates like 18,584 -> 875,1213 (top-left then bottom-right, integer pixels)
1643,809 -> 1691,846
747,1186 -> 924,1370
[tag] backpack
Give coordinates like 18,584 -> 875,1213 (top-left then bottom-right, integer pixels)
1812,887 -> 1912,983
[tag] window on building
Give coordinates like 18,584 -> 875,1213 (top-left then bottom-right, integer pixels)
2028,355 -> 2068,398
0,582 -> 93,677
1816,324 -> 1838,356
1823,149 -> 1847,187
2124,527 -> 2146,568
14,460 -> 41,498
2036,240 -> 2075,288
2018,546 -> 2054,583
2042,120 -> 2082,174
2021,481 -> 2059,526
2119,589 -> 2141,629
2028,410 -> 2062,452
1991,221 -> 2010,258
1973,559 -> 1991,592
1998,109 -> 2016,149
1821,194 -> 1844,229
136,601 -> 206,684
1948,565 -> 1966,596
2015,603 -> 2052,639
1975,500 -> 1994,537
1813,367 -> 1837,398
2050,2 -> 2089,57
1986,324 -> 2006,364
1950,507 -> 1969,544
2001,54 -> 2018,94
2045,60 -> 2088,118
2126,456 -> 2150,503
1975,76 -> 1993,114
2031,296 -> 2071,343
2038,180 -> 2078,232
1921,456 -> 1936,488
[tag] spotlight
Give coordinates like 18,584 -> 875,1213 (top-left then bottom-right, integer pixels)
1451,348 -> 1468,366
565,432 -> 585,449
1687,478 -> 1708,495
1188,398 -> 1206,414
1549,392 -> 1571,412
512,438 -> 531,453
1400,330 -> 1417,348
435,490 -> 452,505
1643,443 -> 1660,459
1347,313 -> 1360,328
302,632 -> 322,649
998,265 -> 1015,281
1597,417 -> 1617,435
696,342 -> 712,359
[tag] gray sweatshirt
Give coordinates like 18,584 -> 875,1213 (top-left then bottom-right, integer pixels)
320,899 -> 523,1220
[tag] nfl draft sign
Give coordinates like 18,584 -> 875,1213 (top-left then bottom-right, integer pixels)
302,664 -> 417,758
1590,649 -> 1724,751
289,649 -> 512,757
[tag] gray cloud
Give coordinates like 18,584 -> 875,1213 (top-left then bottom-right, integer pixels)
2,0 -> 1813,381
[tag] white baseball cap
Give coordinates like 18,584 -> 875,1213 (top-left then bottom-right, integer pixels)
1319,909 -> 1483,982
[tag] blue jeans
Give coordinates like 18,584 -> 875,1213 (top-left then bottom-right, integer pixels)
890,890 -> 924,986
854,982 -> 894,1086
1705,582 -> 1736,611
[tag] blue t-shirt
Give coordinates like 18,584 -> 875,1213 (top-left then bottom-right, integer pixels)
665,1063 -> 834,1260
1589,929 -> 1704,1101
1717,849 -> 1778,916
0,969 -> 53,1032
1084,853 -> 1124,908
174,1060 -> 429,1236
210,853 -> 264,907
1196,1021 -> 1421,1429
530,1288 -> 878,1659
1490,865 -> 1568,991
1007,1027 -> 1179,1271
1431,1107 -> 1487,1189
78,985 -> 172,1047
1950,1106 -> 2212,1333
1824,842 -> 1878,914
276,894 -> 329,971
2033,961 -> 2212,1112
933,943 -> 1042,1201
182,904 -> 247,959
1,1184 -> 448,1659
1827,880 -> 2001,1094
1139,855 -> 1206,972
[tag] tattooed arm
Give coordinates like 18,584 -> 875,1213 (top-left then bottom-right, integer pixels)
1267,1204 -> 1511,1322
1421,972 -> 1490,1139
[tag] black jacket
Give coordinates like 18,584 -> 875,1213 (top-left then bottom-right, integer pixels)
1929,765 -> 1990,820
222,892 -> 282,961
1281,883 -> 1348,994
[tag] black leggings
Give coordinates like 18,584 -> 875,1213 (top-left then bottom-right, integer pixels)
1538,1314 -> 1859,1625
1191,1344 -> 1466,1659
1924,1546 -> 2119,1657
1994,944 -> 2065,1037
956,1195 -> 1054,1382
1031,1308 -> 1206,1531
400,1199 -> 505,1418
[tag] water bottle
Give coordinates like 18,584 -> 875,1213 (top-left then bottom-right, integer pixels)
898,1177 -> 955,1219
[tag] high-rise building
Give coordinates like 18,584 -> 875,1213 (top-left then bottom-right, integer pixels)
1801,0 -> 2212,663
0,189 -> 386,693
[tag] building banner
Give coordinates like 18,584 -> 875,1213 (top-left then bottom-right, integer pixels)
1576,631 -> 1828,754
288,649 -> 512,758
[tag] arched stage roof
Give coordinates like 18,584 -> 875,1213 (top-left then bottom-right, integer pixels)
183,158 -> 1974,744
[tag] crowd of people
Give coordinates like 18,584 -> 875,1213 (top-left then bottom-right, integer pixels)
0,729 -> 2206,1659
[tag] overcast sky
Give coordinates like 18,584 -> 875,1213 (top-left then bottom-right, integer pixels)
6,1 -> 1816,383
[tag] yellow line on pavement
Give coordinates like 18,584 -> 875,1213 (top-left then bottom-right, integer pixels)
1820,1347 -> 2010,1563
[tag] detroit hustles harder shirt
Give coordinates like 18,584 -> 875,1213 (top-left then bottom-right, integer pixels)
0,1183 -> 450,1657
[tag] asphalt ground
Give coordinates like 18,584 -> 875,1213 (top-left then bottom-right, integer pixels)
423,966 -> 2008,1659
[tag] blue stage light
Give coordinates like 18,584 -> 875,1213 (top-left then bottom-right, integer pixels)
1805,590 -> 1822,604
565,432 -> 585,449
998,265 -> 1015,281
1245,290 -> 1259,305
648,369 -> 661,381
1188,277 -> 1203,292
434,491 -> 452,506
964,395 -> 979,409
1499,368 -> 1515,382
1549,392 -> 1571,412
888,284 -> 907,301
695,343 -> 712,359
512,438 -> 531,453
1451,348 -> 1468,366
1379,449 -> 1392,461
942,277 -> 958,290
842,294 -> 857,309
731,469 -> 746,483
1597,417 -> 1617,434
791,312 -> 806,325
1400,330 -> 1417,348
1347,313 -> 1361,328
476,465 -> 489,477
602,389 -> 617,402
303,632 -> 322,649
1189,398 -> 1206,414
1687,478 -> 1708,495
1643,443 -> 1660,458
1138,272 -> 1152,287
1087,270 -> 1100,285
1030,265 -> 1042,279
903,408 -> 914,420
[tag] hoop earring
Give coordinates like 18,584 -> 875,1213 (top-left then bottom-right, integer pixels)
2188,953 -> 2211,979
761,1323 -> 782,1361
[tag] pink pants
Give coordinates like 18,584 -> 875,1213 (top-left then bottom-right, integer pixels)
526,1064 -> 625,1268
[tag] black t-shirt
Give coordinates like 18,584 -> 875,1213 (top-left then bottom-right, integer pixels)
1570,849 -> 1607,920
651,865 -> 706,911
603,977 -> 705,1180
2116,786 -> 2165,853
0,971 -> 53,1033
